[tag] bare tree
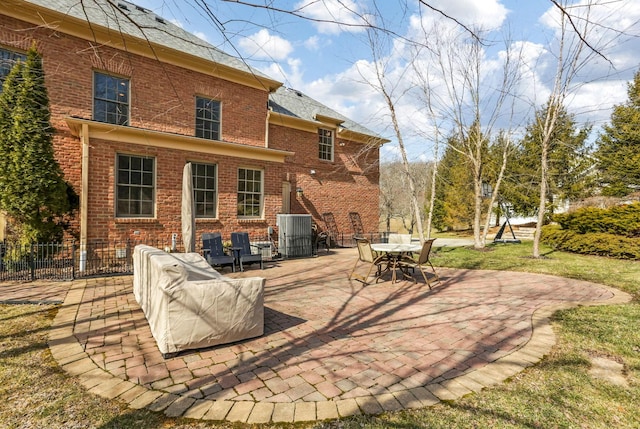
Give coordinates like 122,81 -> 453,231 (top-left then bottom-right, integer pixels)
362,29 -> 427,241
411,23 -> 523,248
530,0 -> 604,258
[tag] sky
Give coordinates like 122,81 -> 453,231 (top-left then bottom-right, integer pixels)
130,0 -> 640,162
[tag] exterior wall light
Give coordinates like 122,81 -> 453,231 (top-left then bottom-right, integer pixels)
296,187 -> 304,198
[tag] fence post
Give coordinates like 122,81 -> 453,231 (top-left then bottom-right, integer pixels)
72,241 -> 76,279
30,242 -> 35,281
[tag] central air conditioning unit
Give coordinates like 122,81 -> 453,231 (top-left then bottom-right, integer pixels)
277,214 -> 313,258
251,241 -> 273,260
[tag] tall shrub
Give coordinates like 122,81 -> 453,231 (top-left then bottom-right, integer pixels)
0,44 -> 71,244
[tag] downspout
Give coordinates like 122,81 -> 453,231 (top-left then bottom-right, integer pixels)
80,123 -> 89,272
265,107 -> 271,148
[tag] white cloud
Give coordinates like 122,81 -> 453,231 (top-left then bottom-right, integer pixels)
566,79 -> 628,125
193,31 -> 209,43
304,35 -> 320,51
422,0 -> 509,31
257,0 -> 640,161
238,29 -> 294,61
294,0 -> 375,34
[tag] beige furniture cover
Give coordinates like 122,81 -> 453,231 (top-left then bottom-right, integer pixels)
133,245 -> 265,357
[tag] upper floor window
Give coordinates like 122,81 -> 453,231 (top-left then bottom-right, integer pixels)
116,154 -> 154,217
94,72 -> 129,125
0,48 -> 26,91
237,168 -> 262,218
195,96 -> 221,140
319,128 -> 334,161
191,162 -> 217,218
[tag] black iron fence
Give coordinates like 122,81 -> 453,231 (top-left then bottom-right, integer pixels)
329,232 -> 385,248
0,238 -> 179,282
0,232 -> 386,282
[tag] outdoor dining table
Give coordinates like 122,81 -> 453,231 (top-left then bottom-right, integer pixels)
370,242 -> 422,283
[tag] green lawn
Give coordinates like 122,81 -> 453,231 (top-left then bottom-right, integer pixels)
1,241 -> 639,428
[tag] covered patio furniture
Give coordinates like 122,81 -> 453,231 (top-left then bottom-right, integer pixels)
349,237 -> 386,285
202,232 -> 235,272
399,238 -> 440,288
231,232 -> 264,271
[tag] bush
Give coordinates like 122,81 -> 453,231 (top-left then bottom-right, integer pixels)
552,202 -> 640,238
542,224 -> 640,260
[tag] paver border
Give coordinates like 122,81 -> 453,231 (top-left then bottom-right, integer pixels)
48,276 -> 632,423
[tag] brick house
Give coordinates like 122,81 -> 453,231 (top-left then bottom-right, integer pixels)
0,0 -> 386,249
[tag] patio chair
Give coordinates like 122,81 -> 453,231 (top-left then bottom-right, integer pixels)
388,233 -> 412,244
349,238 -> 386,285
349,211 -> 365,238
312,222 -> 329,255
202,232 -> 235,272
399,239 -> 440,288
322,212 -> 340,247
230,232 -> 264,271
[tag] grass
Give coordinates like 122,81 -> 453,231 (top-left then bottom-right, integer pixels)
1,241 -> 639,428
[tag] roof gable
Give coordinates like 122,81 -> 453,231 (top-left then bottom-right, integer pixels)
269,87 -> 386,142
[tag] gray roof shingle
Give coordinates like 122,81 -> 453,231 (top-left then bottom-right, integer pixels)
269,86 -> 381,139
27,0 -> 269,79
22,0 -> 382,139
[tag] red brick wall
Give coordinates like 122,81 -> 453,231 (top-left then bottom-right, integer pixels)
87,139 -> 284,244
268,124 -> 380,236
0,13 -> 380,244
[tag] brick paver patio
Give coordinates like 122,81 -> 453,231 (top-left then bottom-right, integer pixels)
1,247 -> 630,423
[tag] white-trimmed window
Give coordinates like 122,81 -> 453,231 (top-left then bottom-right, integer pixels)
94,71 -> 129,125
0,48 -> 26,91
319,128 -> 334,161
237,168 -> 263,218
195,96 -> 221,140
116,154 -> 154,217
192,162 -> 217,218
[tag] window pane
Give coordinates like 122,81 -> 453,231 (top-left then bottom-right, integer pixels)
237,168 -> 262,218
94,72 -> 129,125
318,128 -> 334,161
117,170 -> 129,185
116,154 -> 154,218
195,96 -> 221,141
191,162 -> 217,218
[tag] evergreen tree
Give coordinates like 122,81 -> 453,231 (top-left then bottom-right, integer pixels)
435,138 -> 475,230
503,103 -> 592,218
0,44 -> 71,244
0,60 -> 22,211
595,70 -> 640,196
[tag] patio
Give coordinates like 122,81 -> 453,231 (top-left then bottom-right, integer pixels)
29,247 -> 628,423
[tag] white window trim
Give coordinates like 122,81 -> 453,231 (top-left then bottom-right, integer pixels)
319,127 -> 334,162
191,161 -> 218,219
237,167 -> 264,219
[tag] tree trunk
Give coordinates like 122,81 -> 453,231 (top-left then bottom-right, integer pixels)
533,142 -> 549,258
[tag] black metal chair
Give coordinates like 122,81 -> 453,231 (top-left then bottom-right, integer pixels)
202,232 -> 235,272
230,232 -> 263,271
